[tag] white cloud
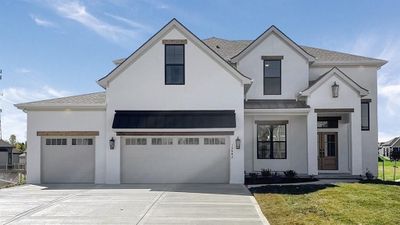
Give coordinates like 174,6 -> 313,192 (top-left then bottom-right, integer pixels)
1,86 -> 70,142
50,1 -> 137,42
15,68 -> 31,74
104,13 -> 153,33
30,14 -> 57,28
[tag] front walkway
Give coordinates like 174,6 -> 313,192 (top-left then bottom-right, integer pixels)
0,184 -> 269,225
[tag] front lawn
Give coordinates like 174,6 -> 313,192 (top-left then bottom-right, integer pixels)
251,182 -> 400,225
378,158 -> 400,181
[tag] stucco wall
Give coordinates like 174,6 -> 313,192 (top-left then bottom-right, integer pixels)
244,115 -> 308,174
106,27 -> 245,184
310,66 -> 378,176
26,110 -> 106,184
237,32 -> 309,99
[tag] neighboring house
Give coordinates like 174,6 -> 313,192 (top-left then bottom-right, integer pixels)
15,19 -> 387,184
0,140 -> 20,168
379,137 -> 400,158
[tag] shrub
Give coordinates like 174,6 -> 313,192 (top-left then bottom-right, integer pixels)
261,169 -> 272,177
284,170 -> 297,178
365,170 -> 374,180
248,172 -> 258,178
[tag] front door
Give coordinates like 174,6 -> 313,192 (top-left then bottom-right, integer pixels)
318,132 -> 338,170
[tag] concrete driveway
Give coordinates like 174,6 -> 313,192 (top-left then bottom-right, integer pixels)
0,184 -> 269,225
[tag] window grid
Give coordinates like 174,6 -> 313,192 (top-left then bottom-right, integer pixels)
263,59 -> 282,95
151,138 -> 173,145
126,138 -> 147,145
178,138 -> 199,145
165,44 -> 185,85
45,138 -> 67,146
72,138 -> 93,146
257,124 -> 287,159
204,137 -> 226,145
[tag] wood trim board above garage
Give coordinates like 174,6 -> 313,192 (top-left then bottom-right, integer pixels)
116,131 -> 234,136
37,131 -> 100,136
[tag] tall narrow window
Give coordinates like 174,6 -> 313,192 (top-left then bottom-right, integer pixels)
165,44 -> 184,85
361,101 -> 370,131
263,59 -> 281,95
257,123 -> 287,159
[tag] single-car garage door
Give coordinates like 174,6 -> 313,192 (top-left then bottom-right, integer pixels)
41,137 -> 95,183
121,136 -> 230,183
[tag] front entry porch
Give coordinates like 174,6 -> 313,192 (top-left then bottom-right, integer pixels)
307,108 -> 362,176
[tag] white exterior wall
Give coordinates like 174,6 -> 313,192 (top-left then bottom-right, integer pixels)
106,28 -> 245,184
307,75 -> 363,175
26,110 -> 106,184
310,66 -> 378,176
237,32 -> 309,99
244,114 -> 308,174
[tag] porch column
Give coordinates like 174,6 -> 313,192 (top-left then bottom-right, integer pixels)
350,112 -> 363,175
307,111 -> 318,175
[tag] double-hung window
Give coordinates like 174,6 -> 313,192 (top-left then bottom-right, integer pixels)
361,100 -> 370,131
165,44 -> 184,85
263,57 -> 282,95
257,122 -> 287,159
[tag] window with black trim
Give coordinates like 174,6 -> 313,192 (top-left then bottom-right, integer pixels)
165,44 -> 184,85
263,60 -> 281,95
317,117 -> 340,128
361,101 -> 370,130
257,124 -> 286,159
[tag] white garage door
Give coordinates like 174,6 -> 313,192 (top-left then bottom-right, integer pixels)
121,136 -> 230,183
41,137 -> 95,183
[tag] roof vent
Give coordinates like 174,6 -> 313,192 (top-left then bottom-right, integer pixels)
216,45 -> 220,49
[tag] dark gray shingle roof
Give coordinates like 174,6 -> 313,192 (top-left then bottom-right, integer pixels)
203,37 -> 386,65
244,99 -> 309,109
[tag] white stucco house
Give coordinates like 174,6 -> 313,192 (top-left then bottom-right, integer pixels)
16,19 -> 387,184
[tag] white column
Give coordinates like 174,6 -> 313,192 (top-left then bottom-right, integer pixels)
350,112 -> 363,175
307,111 -> 318,175
230,107 -> 245,184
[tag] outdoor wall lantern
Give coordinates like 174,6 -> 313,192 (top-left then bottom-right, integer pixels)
332,82 -> 339,98
109,137 -> 115,150
235,137 -> 241,149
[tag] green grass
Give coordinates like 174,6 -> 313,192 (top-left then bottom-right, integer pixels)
378,158 -> 400,181
251,182 -> 400,225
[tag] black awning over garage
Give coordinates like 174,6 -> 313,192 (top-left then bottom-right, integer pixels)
112,110 -> 236,129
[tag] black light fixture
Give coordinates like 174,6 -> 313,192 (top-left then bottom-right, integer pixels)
332,82 -> 339,98
109,137 -> 115,150
235,136 -> 241,149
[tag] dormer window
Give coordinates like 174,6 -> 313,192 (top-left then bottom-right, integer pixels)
165,44 -> 185,85
262,56 -> 283,95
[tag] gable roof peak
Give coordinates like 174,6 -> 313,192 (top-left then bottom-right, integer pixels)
97,18 -> 252,88
230,25 -> 315,63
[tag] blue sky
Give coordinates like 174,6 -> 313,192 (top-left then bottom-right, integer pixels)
1,0 -> 400,142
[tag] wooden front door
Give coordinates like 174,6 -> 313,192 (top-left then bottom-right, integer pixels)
318,132 -> 338,170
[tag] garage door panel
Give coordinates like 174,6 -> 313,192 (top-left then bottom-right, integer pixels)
41,137 -> 95,184
121,136 -> 230,183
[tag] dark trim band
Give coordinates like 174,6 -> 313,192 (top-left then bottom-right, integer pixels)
361,99 -> 372,103
314,108 -> 354,113
116,131 -> 234,136
37,131 -> 99,136
255,120 -> 289,125
261,56 -> 284,60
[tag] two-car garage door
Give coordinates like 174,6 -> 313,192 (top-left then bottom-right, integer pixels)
41,137 -> 95,183
121,136 -> 230,183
